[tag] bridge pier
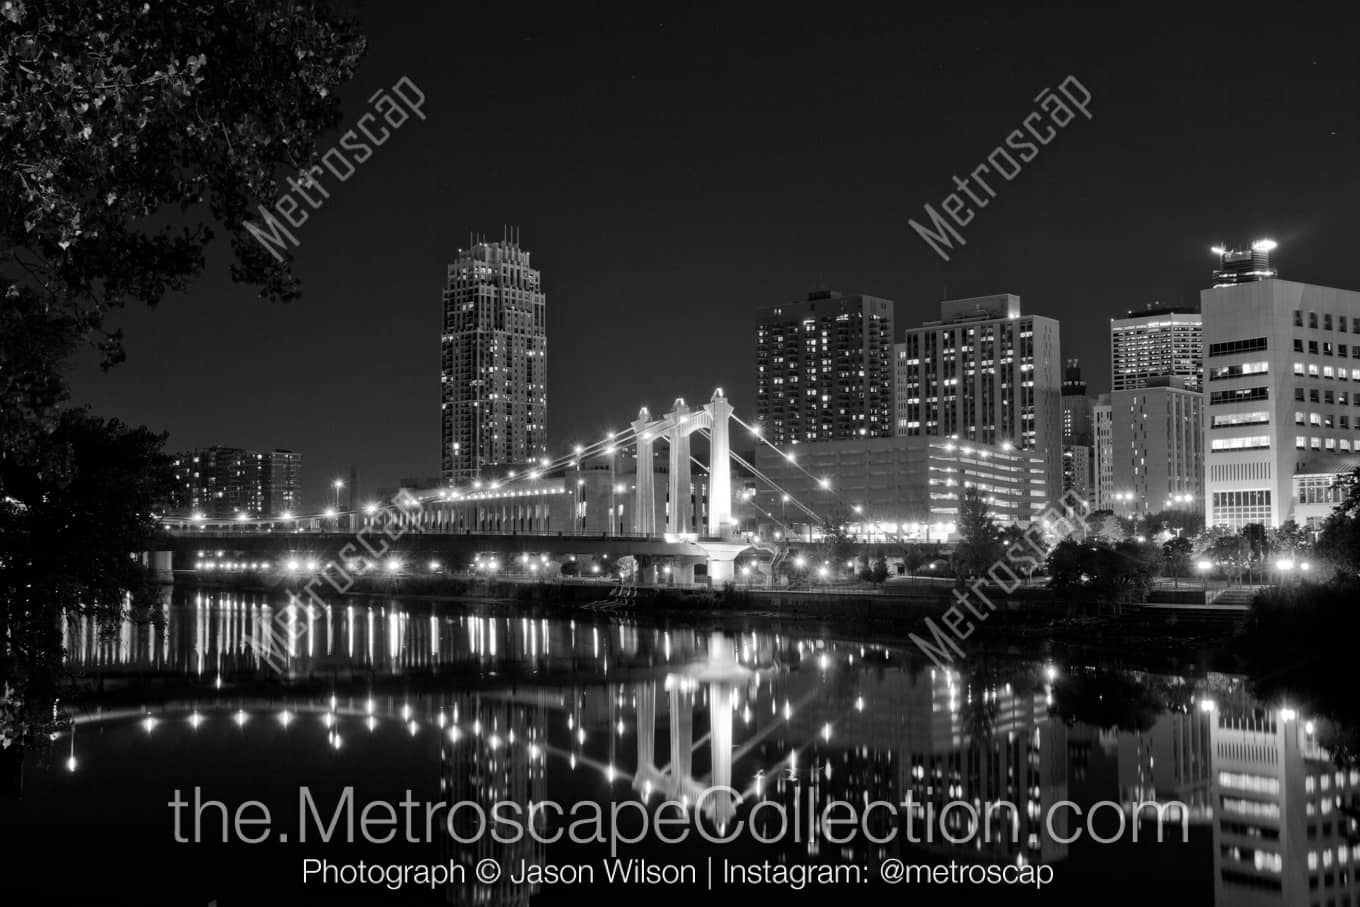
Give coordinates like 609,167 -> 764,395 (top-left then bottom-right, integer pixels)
698,541 -> 750,587
666,398 -> 692,536
631,408 -> 657,536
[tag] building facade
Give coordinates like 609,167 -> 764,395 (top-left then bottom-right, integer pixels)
894,294 -> 1063,503
1108,378 -> 1204,516
1092,395 -> 1114,510
1203,278 -> 1360,530
1061,359 -> 1096,507
752,434 -> 1047,541
1110,305 -> 1203,392
1211,239 -> 1278,288
755,290 -> 895,447
169,447 -> 302,518
441,236 -> 548,485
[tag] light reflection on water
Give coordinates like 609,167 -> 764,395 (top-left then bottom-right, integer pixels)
18,588 -> 1359,905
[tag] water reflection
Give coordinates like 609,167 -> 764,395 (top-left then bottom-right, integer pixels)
13,589 -> 1360,904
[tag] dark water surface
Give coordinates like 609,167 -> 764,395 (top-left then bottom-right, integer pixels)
1,588 -> 1350,906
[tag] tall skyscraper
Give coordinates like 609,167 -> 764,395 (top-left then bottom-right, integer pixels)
755,290 -> 894,447
441,234 -> 548,484
894,294 -> 1063,502
1202,273 -> 1360,530
1061,359 -> 1095,507
1110,304 -> 1203,392
169,447 -> 301,518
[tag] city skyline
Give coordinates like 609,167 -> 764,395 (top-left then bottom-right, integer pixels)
61,5 -> 1360,508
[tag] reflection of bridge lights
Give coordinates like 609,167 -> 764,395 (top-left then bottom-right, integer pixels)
818,653 -> 828,670
822,723 -> 832,741
616,719 -> 624,736
854,696 -> 864,712
782,700 -> 792,720
570,754 -> 577,770
235,710 -> 248,727
472,719 -> 482,735
447,726 -> 460,743
488,734 -> 503,750
528,743 -> 542,759
1044,664 -> 1058,682
577,728 -> 587,745
323,712 -> 335,728
606,764 -> 616,782
408,720 -> 419,736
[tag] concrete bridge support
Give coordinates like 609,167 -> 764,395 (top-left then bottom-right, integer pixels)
631,407 -> 658,537
666,398 -> 693,536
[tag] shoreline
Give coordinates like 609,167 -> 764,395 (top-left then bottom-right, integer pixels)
161,573 -> 1247,674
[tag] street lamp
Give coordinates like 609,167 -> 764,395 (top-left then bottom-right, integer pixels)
1196,558 -> 1212,595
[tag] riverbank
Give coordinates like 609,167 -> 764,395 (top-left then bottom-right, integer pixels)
173,572 -> 1246,674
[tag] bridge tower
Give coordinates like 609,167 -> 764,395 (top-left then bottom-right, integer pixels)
706,388 -> 733,537
631,407 -> 658,536
666,398 -> 693,536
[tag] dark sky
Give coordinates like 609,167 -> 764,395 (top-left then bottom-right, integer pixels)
67,3 -> 1360,509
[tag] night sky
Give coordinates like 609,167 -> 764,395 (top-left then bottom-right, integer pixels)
67,3 -> 1360,509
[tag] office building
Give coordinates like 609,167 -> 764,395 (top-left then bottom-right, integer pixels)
894,294 -> 1063,502
1203,273 -> 1360,530
755,290 -> 895,447
1211,239 -> 1279,288
753,435 -> 1047,541
1093,395 -> 1113,510
169,447 -> 302,518
1061,359 -> 1096,507
1108,378 -> 1204,516
441,234 -> 548,485
1111,304 -> 1203,392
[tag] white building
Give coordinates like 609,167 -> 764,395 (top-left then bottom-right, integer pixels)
1202,277 -> 1360,530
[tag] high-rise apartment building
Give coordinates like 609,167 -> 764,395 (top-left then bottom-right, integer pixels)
441,235 -> 548,484
1202,274 -> 1360,530
169,447 -> 302,518
894,294 -> 1063,502
755,290 -> 895,447
1110,305 -> 1203,392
